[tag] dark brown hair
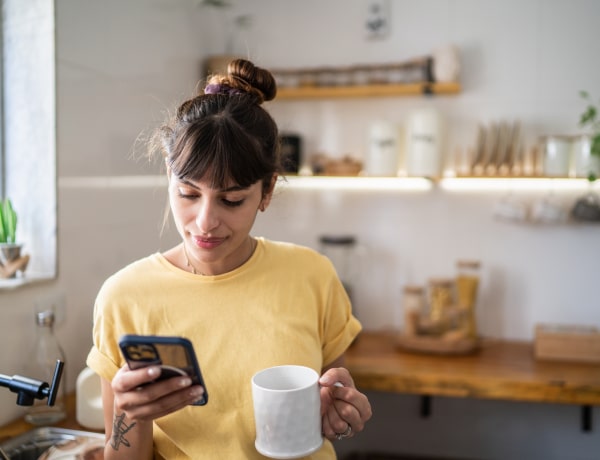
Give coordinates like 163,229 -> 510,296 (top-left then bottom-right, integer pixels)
155,59 -> 280,195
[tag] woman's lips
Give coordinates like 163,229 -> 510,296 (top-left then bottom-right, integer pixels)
193,236 -> 225,249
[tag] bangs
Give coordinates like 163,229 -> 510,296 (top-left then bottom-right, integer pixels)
168,117 -> 269,189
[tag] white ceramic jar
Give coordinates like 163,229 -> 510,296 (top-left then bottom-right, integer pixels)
365,120 -> 400,176
405,108 -> 444,177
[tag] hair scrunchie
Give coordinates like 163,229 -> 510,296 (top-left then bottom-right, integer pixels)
204,83 -> 243,96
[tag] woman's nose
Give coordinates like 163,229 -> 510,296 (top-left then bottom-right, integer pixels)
195,201 -> 219,233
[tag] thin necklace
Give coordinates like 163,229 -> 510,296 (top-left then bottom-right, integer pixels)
182,238 -> 257,276
182,243 -> 200,275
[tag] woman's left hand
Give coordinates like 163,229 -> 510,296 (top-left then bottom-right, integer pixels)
319,367 -> 372,442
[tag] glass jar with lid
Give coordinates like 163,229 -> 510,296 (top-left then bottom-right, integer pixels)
429,278 -> 454,334
456,260 -> 481,338
319,235 -> 358,306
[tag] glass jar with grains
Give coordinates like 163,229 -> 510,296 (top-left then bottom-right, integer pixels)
427,278 -> 456,335
456,260 -> 481,338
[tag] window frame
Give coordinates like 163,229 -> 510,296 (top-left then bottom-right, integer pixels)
0,0 -> 57,289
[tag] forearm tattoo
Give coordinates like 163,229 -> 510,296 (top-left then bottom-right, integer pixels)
110,412 -> 136,451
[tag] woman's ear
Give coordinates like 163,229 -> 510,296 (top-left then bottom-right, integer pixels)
260,174 -> 278,212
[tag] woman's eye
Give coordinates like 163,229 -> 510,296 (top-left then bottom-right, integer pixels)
222,198 -> 244,207
177,190 -> 198,200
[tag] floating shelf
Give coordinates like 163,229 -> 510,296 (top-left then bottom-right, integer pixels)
276,82 -> 461,100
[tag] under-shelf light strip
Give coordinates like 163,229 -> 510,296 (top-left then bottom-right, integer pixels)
439,178 -> 600,191
279,176 -> 433,191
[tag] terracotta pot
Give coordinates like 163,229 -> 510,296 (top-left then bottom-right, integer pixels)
0,242 -> 21,263
0,243 -> 28,278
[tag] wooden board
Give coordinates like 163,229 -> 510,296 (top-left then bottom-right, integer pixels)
535,324 -> 600,364
277,82 -> 461,100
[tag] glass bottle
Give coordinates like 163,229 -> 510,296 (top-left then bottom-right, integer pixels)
456,260 -> 481,339
24,310 -> 67,425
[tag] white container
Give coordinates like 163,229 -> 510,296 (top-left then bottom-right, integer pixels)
365,121 -> 400,176
405,108 -> 444,177
433,44 -> 460,83
76,367 -> 104,430
571,134 -> 600,178
542,135 -> 571,177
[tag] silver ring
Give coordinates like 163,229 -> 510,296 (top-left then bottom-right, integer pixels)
335,423 -> 352,440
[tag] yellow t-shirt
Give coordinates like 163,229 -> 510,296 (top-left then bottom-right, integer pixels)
86,237 -> 362,459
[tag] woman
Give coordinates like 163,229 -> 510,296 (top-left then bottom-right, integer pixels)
86,59 -> 372,459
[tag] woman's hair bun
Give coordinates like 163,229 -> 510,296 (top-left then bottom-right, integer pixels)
226,59 -> 277,103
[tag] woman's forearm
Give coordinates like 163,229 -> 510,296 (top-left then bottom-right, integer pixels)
99,364 -> 203,459
101,378 -> 153,460
104,413 -> 153,460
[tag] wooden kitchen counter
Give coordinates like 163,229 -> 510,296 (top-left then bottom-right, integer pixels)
346,331 -> 600,406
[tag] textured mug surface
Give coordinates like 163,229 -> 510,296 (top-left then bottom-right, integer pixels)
252,365 -> 323,459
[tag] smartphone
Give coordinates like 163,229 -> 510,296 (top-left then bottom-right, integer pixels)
118,334 -> 208,406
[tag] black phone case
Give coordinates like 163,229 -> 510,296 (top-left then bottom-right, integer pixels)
119,334 -> 208,406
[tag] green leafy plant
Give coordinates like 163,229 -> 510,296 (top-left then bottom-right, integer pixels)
0,198 -> 18,244
579,91 -> 600,181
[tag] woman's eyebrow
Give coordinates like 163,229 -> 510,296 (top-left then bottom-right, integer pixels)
179,178 -> 248,193
179,178 -> 200,189
222,185 -> 248,192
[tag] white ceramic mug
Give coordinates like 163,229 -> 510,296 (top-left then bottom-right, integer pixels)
251,365 -> 323,459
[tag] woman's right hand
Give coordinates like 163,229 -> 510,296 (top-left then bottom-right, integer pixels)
101,365 -> 205,459
111,364 -> 205,422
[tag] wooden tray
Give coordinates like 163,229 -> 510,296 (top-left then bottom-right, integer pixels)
397,334 -> 480,355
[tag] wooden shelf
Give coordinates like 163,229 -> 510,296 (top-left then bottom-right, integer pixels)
276,82 -> 461,100
346,331 -> 600,406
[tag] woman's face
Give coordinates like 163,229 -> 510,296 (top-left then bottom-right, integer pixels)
168,172 -> 272,275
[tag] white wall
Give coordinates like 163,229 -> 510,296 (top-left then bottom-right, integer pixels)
1,1 -> 599,458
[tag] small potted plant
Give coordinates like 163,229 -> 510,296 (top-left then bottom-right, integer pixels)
0,198 -> 29,278
571,91 -> 600,222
